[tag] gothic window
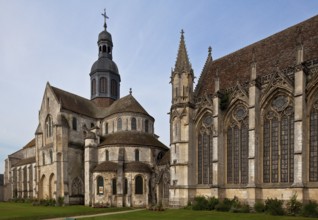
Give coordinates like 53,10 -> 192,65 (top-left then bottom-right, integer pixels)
131,117 -> 137,130
97,176 -> 104,195
135,149 -> 140,161
72,117 -> 77,131
197,115 -> 213,184
112,178 -> 117,195
263,95 -> 294,183
145,120 -> 149,133
117,118 -> 122,131
227,105 -> 249,184
91,79 -> 96,96
45,115 -> 53,138
111,79 -> 117,97
71,177 -> 83,196
310,100 -> 318,181
42,152 -> 45,165
105,150 -> 109,161
135,175 -> 143,194
124,178 -> 128,195
49,150 -> 53,164
99,77 -> 107,93
105,122 -> 108,134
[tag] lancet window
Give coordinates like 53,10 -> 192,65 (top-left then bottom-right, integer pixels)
263,95 -> 294,183
226,105 -> 249,184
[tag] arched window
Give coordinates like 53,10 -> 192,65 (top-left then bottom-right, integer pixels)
99,46 -> 101,52
112,178 -> 117,195
197,115 -> 213,184
124,178 -> 128,195
131,117 -> 137,130
49,150 -> 53,164
91,79 -> 96,96
135,149 -> 139,161
99,77 -> 107,93
135,175 -> 143,194
105,122 -> 108,134
102,45 -> 106,53
72,117 -> 77,131
111,79 -> 117,97
45,115 -> 53,138
310,99 -> 318,181
97,176 -> 104,195
117,118 -> 122,131
226,106 -> 248,184
105,150 -> 109,161
145,120 -> 149,133
42,152 -> 45,165
263,95 -> 294,183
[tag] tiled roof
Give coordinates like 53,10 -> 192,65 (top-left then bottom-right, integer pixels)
14,157 -> 36,167
50,86 -> 151,119
195,15 -> 318,96
23,138 -> 35,149
99,131 -> 168,150
94,161 -> 117,172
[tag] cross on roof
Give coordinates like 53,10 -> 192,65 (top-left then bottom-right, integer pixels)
101,8 -> 109,30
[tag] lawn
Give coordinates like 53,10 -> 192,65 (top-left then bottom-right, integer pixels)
82,209 -> 318,220
0,202 -> 130,220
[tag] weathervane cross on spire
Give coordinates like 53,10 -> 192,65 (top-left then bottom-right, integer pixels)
101,8 -> 109,30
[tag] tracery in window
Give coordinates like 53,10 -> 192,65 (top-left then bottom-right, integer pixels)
310,99 -> 318,181
227,105 -> 249,184
263,95 -> 294,183
197,114 -> 213,184
124,178 -> 128,195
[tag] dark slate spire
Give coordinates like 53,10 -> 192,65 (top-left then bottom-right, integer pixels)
174,29 -> 192,73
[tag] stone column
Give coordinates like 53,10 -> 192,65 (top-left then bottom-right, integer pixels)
116,148 -> 124,207
212,76 -> 220,188
247,61 -> 260,205
293,44 -> 306,190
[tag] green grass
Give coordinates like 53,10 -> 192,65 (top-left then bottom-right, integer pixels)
83,209 -> 318,220
0,202 -> 130,220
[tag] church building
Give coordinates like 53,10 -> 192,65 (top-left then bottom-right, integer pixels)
3,13 -> 170,207
169,15 -> 318,206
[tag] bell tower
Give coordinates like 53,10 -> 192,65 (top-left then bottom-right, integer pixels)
90,9 -> 121,107
169,30 -> 195,207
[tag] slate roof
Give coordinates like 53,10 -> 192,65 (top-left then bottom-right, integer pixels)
93,161 -> 117,172
50,85 -> 151,119
14,157 -> 36,167
99,131 -> 168,150
195,15 -> 318,97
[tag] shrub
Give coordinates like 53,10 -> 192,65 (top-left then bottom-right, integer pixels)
254,201 -> 265,213
302,201 -> 318,218
215,198 -> 233,212
192,196 -> 209,210
57,196 -> 64,206
265,198 -> 285,216
207,197 -> 219,210
286,194 -> 302,216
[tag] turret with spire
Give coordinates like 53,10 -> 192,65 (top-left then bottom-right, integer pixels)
90,9 -> 121,107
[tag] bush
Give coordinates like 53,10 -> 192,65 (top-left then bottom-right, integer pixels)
254,201 -> 265,213
192,196 -> 209,210
230,202 -> 250,213
215,198 -> 234,212
265,198 -> 285,216
286,194 -> 302,216
302,201 -> 318,218
207,197 -> 219,210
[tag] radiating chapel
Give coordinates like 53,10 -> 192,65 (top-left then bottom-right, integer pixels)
3,13 -> 318,207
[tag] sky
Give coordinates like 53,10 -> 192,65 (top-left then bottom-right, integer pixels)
0,0 -> 317,173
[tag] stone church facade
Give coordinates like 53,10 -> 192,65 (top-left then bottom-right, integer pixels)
169,15 -> 318,206
3,17 -> 170,207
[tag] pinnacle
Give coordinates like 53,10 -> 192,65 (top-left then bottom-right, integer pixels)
174,30 -> 191,73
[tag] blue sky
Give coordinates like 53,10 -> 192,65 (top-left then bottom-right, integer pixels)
0,0 -> 317,173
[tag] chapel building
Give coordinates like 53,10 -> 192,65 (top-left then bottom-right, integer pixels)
169,15 -> 318,206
